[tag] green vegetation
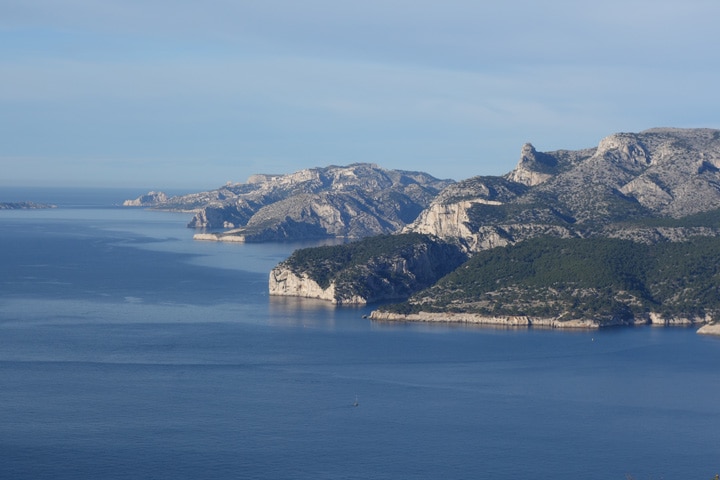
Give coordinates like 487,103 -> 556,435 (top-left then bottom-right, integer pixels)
467,202 -> 576,226
383,236 -> 720,322
284,233 -> 422,288
628,207 -> 720,228
280,233 -> 467,294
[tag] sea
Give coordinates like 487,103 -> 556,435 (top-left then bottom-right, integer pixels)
0,187 -> 718,480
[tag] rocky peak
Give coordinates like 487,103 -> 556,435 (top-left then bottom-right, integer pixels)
521,142 -> 537,159
595,133 -> 650,167
505,142 -> 558,187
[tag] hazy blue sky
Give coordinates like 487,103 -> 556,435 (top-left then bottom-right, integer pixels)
2,0 -> 719,190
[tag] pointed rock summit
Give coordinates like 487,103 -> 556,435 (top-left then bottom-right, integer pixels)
505,142 -> 558,186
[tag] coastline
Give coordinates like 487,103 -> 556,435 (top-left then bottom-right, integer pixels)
193,232 -> 247,243
369,311 -> 606,329
369,310 -> 719,333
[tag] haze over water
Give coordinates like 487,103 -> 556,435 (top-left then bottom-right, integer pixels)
0,188 -> 718,480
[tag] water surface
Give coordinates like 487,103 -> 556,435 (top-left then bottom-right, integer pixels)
0,188 -> 718,480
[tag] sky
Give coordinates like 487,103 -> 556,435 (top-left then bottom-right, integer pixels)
1,0 -> 719,190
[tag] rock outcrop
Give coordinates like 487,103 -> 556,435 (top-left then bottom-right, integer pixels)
269,268 -> 338,303
505,143 -> 558,187
697,323 -> 720,336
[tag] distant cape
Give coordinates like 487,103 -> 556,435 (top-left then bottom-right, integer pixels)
0,201 -> 57,210
123,163 -> 453,243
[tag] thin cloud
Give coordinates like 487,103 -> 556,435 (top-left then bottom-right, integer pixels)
1,0 -> 718,187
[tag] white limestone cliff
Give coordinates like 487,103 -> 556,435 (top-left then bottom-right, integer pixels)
697,323 -> 720,336
269,266 -> 336,303
268,266 -> 367,305
404,199 -> 499,239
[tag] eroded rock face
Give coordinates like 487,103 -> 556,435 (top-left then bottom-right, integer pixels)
269,267 -> 336,303
405,200 -> 482,239
505,143 -> 558,187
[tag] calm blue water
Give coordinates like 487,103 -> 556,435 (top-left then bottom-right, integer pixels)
0,188 -> 719,480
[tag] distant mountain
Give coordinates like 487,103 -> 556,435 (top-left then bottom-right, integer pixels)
123,163 -> 453,242
270,128 -> 720,331
0,201 -> 56,210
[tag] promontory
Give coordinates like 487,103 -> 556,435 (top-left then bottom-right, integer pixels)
268,128 -> 720,334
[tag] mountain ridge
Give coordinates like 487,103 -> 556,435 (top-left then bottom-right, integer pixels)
124,163 -> 453,242
404,127 -> 720,253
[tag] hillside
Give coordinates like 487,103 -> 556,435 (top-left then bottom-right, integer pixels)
269,233 -> 467,305
375,236 -> 720,327
124,163 -> 452,242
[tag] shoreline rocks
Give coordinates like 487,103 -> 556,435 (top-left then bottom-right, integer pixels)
697,323 -> 720,336
368,311 -> 607,329
193,232 -> 247,243
369,310 -> 714,331
268,266 -> 367,305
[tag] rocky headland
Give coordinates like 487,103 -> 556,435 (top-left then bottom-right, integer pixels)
269,233 -> 467,305
124,163 -> 452,243
267,128 -> 720,334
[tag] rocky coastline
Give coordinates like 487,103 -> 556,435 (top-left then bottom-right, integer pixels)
193,232 -> 249,243
369,310 -> 600,328
269,267 -> 339,304
368,310 -> 718,333
697,323 -> 720,336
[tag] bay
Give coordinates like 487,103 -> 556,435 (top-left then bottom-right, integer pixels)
0,188 -> 718,480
